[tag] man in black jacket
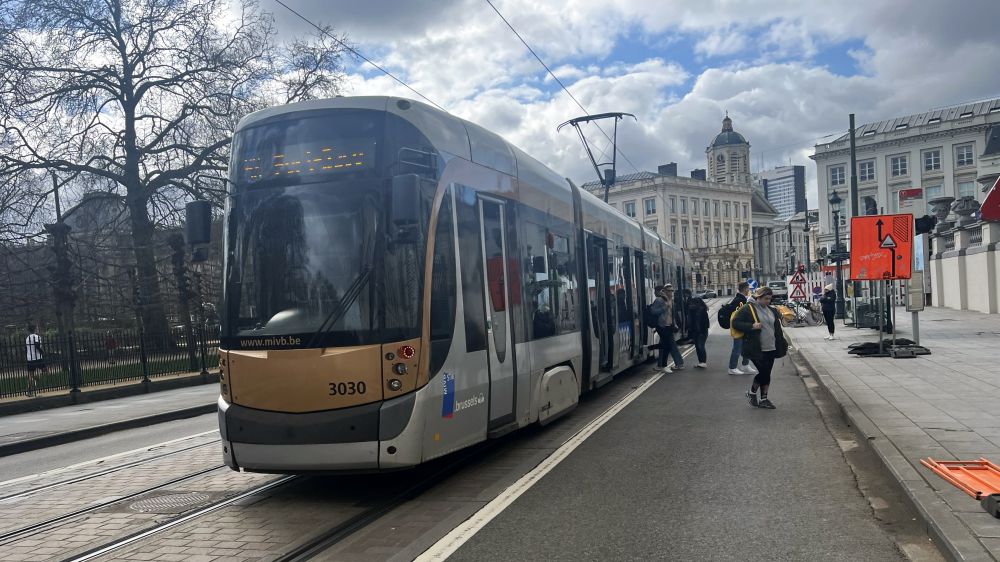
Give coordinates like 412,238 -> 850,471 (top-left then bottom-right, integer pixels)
685,290 -> 710,368
820,284 -> 837,340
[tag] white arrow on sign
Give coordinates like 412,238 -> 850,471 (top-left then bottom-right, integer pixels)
880,234 -> 897,249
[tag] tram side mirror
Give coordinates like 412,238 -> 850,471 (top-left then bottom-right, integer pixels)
185,200 -> 212,263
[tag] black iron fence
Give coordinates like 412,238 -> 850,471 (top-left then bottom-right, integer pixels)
0,328 -> 219,399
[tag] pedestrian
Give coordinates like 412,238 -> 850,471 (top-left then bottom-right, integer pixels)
105,331 -> 118,364
726,282 -> 758,376
820,284 -> 837,340
732,286 -> 788,409
25,324 -> 44,397
685,290 -> 709,368
649,283 -> 684,373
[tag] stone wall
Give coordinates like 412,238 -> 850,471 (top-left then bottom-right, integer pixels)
930,221 -> 1000,313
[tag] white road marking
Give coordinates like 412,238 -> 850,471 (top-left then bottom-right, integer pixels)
415,347 -> 695,561
0,429 -> 219,489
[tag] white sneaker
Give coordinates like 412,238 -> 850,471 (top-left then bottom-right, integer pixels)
696,362 -> 707,369
828,335 -> 836,340
728,368 -> 742,375
661,366 -> 673,373
824,334 -> 833,340
740,364 -> 759,375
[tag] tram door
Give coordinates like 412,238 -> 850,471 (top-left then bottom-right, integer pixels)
586,234 -> 611,372
478,198 -> 515,428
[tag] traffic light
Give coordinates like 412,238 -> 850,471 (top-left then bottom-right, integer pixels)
914,215 -> 937,234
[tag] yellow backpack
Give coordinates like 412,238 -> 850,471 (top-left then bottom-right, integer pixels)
729,303 -> 759,339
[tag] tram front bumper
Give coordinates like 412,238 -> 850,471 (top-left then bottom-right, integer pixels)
216,393 -> 416,472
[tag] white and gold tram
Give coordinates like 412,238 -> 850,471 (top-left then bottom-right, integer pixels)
214,96 -> 687,472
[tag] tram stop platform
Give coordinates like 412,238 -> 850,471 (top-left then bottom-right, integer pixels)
787,305 -> 1000,561
0,383 -> 218,457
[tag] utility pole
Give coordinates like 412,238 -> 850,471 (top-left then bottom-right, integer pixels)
849,114 -> 859,220
787,222 -> 793,275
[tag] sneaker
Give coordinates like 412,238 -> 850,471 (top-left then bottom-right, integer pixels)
824,335 -> 832,340
740,364 -> 758,376
746,391 -> 759,408
672,364 -> 684,371
728,368 -> 743,375
696,362 -> 707,369
828,335 -> 836,341
660,366 -> 673,373
758,398 -> 776,409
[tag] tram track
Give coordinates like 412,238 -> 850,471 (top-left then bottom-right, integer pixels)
0,464 -> 227,546
0,438 -> 220,502
64,475 -> 299,562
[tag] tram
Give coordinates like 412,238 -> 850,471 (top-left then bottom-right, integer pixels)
209,96 -> 687,472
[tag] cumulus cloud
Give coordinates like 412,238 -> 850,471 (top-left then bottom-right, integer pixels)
273,0 -> 1000,208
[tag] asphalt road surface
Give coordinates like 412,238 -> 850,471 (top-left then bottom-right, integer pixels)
449,329 -> 913,562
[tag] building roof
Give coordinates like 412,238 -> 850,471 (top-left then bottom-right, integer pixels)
751,188 -> 778,217
579,171 -> 659,190
828,97 -> 1000,144
710,114 -> 748,148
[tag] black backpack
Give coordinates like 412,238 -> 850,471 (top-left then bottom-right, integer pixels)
643,302 -> 659,327
717,302 -> 734,329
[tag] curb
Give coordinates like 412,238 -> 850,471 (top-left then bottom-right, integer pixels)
788,335 -> 991,562
0,403 -> 217,459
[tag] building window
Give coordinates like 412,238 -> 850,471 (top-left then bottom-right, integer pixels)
956,144 -> 975,167
734,204 -> 740,219
704,227 -> 710,247
704,200 -> 710,216
714,228 -> 721,246
668,196 -> 676,213
692,198 -> 699,216
830,165 -> 846,186
923,149 -> 940,172
724,202 -> 731,218
958,180 -> 976,198
682,225 -> 688,247
680,198 -> 687,214
925,185 -> 942,213
858,160 -> 875,182
624,200 -> 636,218
713,201 -> 719,217
742,204 -> 749,219
670,224 -> 677,245
890,155 -> 908,177
644,197 -> 656,216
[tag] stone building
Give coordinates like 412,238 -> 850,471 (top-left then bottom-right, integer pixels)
584,115 -> 755,296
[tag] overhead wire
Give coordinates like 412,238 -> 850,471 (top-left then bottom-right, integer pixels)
484,0 -> 639,174
271,0 -> 448,112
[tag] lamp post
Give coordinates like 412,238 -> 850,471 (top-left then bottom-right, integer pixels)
830,191 -> 846,319
802,218 -> 811,274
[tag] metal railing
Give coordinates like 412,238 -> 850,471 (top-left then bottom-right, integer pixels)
0,328 -> 219,399
943,233 -> 956,251
969,225 -> 984,246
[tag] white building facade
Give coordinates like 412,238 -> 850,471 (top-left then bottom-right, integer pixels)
811,98 -> 1000,250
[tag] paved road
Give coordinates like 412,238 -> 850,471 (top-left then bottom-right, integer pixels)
449,329 -> 911,562
0,413 -> 217,480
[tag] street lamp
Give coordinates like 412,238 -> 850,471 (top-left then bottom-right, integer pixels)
802,218 -> 811,274
829,191 -> 846,319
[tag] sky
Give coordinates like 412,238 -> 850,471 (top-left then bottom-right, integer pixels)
271,0 -> 1000,208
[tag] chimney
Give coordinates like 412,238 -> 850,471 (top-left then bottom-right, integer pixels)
690,169 -> 706,180
657,163 -> 678,176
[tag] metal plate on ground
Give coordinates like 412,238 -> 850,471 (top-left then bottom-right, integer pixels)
127,491 -> 214,514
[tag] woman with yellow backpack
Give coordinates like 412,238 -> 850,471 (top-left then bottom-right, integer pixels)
723,282 -> 757,376
731,286 -> 788,409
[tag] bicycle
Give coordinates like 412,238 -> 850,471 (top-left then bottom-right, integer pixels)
787,300 -> 823,327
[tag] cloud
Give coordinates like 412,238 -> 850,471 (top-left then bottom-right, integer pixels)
270,0 -> 1000,209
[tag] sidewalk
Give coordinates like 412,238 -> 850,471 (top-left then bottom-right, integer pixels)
788,306 -> 1000,561
0,383 -> 219,457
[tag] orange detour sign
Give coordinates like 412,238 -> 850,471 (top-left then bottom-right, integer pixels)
850,214 -> 912,280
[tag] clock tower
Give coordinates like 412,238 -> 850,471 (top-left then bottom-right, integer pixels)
706,113 -> 751,186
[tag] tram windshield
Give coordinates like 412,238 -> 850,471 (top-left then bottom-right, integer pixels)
222,109 -> 438,349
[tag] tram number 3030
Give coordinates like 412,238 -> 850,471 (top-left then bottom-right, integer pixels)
329,381 -> 367,396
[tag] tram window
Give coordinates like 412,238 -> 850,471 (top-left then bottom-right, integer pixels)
524,221 -> 555,339
550,233 -> 578,335
456,186 -> 487,352
429,188 -> 456,375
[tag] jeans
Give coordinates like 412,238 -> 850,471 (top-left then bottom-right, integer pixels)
656,327 -> 684,368
729,337 -> 750,370
693,331 -> 707,363
824,309 -> 835,334
753,350 -> 779,387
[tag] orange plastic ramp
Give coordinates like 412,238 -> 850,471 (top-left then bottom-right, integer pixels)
921,458 -> 1000,500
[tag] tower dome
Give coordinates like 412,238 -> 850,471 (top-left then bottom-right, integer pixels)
711,113 -> 748,147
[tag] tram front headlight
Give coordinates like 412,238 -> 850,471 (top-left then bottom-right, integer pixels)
392,363 -> 408,375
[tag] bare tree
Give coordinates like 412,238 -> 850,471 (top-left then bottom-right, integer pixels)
0,0 -> 348,337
